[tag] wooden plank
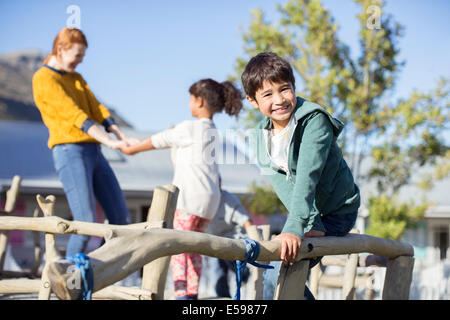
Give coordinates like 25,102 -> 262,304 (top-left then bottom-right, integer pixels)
254,225 -> 270,300
273,260 -> 310,300
245,225 -> 261,300
318,273 -> 372,289
0,175 -> 22,272
0,278 -> 41,294
0,215 -> 163,237
342,253 -> 358,300
93,285 -> 154,300
37,195 -> 61,300
31,206 -> 43,277
309,263 -> 323,297
141,184 -> 178,300
4,176 -> 22,213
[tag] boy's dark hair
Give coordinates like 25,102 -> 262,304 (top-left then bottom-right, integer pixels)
241,52 -> 296,101
189,79 -> 243,117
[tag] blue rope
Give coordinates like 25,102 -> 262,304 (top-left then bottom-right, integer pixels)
65,253 -> 94,300
233,238 -> 274,300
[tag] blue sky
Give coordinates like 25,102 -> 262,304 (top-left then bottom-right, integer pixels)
1,0 -> 449,133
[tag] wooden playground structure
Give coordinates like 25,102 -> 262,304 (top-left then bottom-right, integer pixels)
0,175 -> 415,300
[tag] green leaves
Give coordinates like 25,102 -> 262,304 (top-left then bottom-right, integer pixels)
365,195 -> 427,240
240,182 -> 288,217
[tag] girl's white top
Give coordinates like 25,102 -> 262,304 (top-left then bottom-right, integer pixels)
151,118 -> 221,220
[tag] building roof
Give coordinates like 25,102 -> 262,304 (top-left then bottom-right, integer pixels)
1,119 -> 448,212
357,157 -> 450,207
0,120 -> 268,197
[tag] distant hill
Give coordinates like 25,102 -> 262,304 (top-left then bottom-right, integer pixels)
0,50 -> 133,127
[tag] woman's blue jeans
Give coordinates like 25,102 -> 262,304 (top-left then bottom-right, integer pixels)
263,211 -> 358,300
52,143 -> 130,257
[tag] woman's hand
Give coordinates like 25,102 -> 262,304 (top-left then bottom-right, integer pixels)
107,124 -> 141,147
272,232 -> 302,266
105,139 -> 127,149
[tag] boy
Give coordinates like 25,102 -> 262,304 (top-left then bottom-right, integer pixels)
206,184 -> 253,298
242,52 -> 360,267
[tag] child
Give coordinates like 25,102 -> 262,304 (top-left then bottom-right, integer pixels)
32,28 -> 136,257
206,177 -> 253,298
241,52 -> 360,270
120,78 -> 243,300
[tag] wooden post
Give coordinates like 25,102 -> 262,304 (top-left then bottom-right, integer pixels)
273,259 -> 310,300
246,225 -> 270,300
37,195 -> 61,300
4,175 -> 22,213
342,253 -> 358,300
258,225 -> 271,243
31,206 -> 43,277
246,224 -> 271,300
141,184 -> 179,300
309,263 -> 323,298
0,175 -> 22,272
245,224 -> 260,300
342,228 -> 359,300
382,255 -> 415,300
254,225 -> 270,300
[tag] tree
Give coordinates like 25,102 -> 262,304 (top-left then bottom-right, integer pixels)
231,0 -> 449,240
239,182 -> 287,217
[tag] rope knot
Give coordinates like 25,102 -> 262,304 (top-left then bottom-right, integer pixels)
66,253 -> 94,300
233,238 -> 274,300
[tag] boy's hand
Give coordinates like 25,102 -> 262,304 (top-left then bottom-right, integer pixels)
272,232 -> 302,266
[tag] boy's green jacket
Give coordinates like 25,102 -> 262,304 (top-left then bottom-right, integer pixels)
250,97 -> 360,237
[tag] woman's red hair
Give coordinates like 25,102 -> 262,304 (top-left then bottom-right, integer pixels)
43,27 -> 88,64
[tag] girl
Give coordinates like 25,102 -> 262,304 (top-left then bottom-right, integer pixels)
32,27 -> 138,257
120,78 -> 243,300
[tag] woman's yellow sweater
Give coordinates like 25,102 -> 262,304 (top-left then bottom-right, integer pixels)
32,66 -> 113,149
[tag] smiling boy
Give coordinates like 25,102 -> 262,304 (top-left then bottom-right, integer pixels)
242,52 -> 360,267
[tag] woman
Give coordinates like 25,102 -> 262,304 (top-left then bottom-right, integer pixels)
32,27 -> 137,256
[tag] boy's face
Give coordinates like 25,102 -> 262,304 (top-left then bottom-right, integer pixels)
246,80 -> 296,131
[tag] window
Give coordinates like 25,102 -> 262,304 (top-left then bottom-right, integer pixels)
433,226 -> 449,260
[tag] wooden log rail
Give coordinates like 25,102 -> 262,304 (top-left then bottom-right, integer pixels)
0,214 -> 415,300
40,227 -> 412,300
0,184 -> 415,300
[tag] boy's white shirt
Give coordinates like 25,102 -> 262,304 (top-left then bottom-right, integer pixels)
269,114 -> 297,172
151,118 -> 221,220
